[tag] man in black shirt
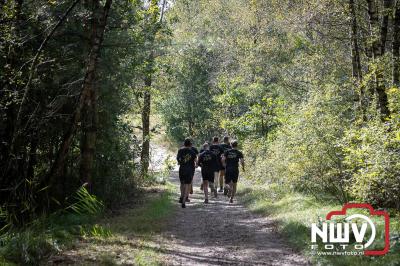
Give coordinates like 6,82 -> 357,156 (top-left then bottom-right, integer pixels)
198,143 -> 217,203
222,140 -> 244,203
189,144 -> 199,196
219,136 -> 232,193
199,141 -> 209,191
209,136 -> 224,198
176,138 -> 197,208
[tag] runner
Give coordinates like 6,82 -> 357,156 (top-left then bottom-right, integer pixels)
198,142 -> 217,204
209,136 -> 224,198
176,138 -> 197,208
188,143 -> 199,198
199,142 -> 209,191
222,140 -> 244,203
219,136 -> 231,193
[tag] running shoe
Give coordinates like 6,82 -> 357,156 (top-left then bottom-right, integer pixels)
204,199 -> 209,204
182,203 -> 186,208
218,188 -> 223,192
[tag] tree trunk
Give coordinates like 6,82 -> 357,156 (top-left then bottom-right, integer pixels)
79,83 -> 98,186
139,0 -> 165,178
48,0 -> 112,187
380,0 -> 392,55
141,76 -> 151,178
79,0 -> 111,186
350,0 -> 362,81
394,1 -> 400,86
367,0 -> 390,119
188,119 -> 194,137
349,0 -> 366,119
367,0 -> 380,56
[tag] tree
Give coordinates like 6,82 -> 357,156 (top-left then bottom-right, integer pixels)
50,0 -> 113,190
366,0 -> 390,118
159,45 -> 216,142
394,0 -> 400,86
139,0 -> 163,178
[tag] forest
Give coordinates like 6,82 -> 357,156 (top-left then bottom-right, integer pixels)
1,0 -> 400,265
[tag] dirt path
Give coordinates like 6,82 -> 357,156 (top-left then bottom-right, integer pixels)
48,145 -> 310,265
157,170 -> 310,266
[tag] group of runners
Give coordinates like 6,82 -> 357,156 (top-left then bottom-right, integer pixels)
176,136 -> 245,208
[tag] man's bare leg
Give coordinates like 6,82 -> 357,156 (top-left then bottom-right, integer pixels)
230,182 -> 237,203
228,181 -> 234,201
203,180 -> 209,203
182,184 -> 190,208
213,172 -> 219,197
218,170 -> 224,192
180,183 -> 184,202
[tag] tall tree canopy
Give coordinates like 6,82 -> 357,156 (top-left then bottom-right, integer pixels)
1,0 -> 400,230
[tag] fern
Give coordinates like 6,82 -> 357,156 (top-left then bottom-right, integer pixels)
66,186 -> 104,215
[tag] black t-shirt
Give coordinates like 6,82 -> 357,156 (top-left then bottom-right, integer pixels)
177,147 -> 197,170
198,150 -> 217,172
220,143 -> 232,152
224,149 -> 244,170
191,146 -> 199,155
209,144 -> 223,161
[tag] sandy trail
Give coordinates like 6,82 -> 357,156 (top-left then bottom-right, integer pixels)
49,145 -> 310,265
157,169 -> 310,266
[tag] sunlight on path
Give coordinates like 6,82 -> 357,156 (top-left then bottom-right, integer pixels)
157,170 -> 310,266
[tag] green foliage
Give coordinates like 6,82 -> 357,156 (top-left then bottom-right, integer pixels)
158,45 -> 218,142
243,83 -> 353,203
0,186 -> 110,265
163,0 -> 400,212
1,230 -> 58,266
66,186 -> 104,215
343,120 -> 400,208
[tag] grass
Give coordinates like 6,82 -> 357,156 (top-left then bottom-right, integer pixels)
0,183 -> 176,266
56,183 -> 175,265
237,183 -> 400,266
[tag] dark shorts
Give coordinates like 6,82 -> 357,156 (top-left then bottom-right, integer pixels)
179,167 -> 194,184
213,160 -> 222,172
225,168 -> 239,183
201,170 -> 214,182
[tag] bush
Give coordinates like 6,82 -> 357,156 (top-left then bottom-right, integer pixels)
0,186 -> 108,265
1,231 -> 58,265
243,83 -> 353,203
343,119 -> 400,209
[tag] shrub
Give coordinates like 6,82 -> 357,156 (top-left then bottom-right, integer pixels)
243,83 -> 353,203
342,120 -> 400,209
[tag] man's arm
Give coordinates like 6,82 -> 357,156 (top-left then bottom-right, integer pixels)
176,150 -> 181,165
195,155 -> 199,168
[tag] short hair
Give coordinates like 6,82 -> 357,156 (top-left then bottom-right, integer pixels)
212,136 -> 219,142
223,136 -> 229,142
184,138 -> 192,147
231,140 -> 238,148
